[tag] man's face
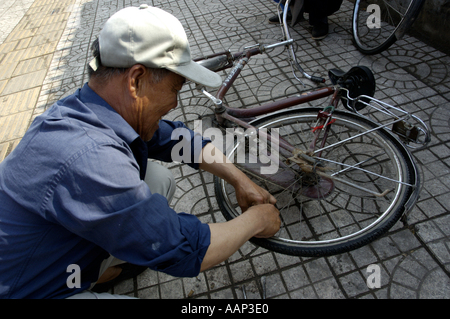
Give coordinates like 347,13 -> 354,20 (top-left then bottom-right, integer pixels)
135,71 -> 186,141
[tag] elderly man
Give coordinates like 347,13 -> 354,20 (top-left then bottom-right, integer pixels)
0,5 -> 280,299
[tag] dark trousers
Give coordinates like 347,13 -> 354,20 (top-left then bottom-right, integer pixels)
279,0 -> 343,25
303,0 -> 343,25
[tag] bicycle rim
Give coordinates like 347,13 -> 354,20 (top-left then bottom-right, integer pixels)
352,0 -> 424,55
214,108 -> 416,257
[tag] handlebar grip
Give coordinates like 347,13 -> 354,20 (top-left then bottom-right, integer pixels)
310,76 -> 326,83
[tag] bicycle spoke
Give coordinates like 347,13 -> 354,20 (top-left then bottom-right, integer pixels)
331,151 -> 385,175
317,156 -> 412,187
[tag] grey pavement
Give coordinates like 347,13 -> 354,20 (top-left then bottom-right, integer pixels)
1,0 -> 449,299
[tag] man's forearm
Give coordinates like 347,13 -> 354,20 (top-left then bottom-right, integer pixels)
198,143 -> 280,272
200,204 -> 277,272
200,217 -> 256,272
198,143 -> 244,187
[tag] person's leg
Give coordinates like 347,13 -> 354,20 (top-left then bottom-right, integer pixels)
67,161 -> 176,298
309,13 -> 329,40
67,256 -> 141,298
93,161 -> 176,286
144,160 -> 176,204
304,0 -> 342,40
303,0 -> 328,39
92,256 -> 127,288
96,161 -> 176,281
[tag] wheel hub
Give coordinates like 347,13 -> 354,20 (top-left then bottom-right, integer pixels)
287,151 -> 336,199
300,174 -> 335,199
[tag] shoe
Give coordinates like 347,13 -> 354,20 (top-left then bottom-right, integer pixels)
268,12 -> 292,24
311,22 -> 329,40
91,263 -> 148,293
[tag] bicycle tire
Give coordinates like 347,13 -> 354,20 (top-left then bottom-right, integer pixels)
214,108 -> 417,257
352,0 -> 425,55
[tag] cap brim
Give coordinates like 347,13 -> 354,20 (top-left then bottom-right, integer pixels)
166,60 -> 223,89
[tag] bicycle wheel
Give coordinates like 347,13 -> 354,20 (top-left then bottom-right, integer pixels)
214,108 -> 417,257
352,0 -> 425,55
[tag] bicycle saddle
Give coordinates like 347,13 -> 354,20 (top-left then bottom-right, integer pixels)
328,66 -> 376,111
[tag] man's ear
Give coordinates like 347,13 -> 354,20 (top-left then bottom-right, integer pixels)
127,65 -> 147,98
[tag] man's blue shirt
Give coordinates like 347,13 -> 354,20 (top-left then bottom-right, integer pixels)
0,83 -> 211,299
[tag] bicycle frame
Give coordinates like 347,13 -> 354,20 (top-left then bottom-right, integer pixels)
196,52 -> 335,159
195,45 -> 429,152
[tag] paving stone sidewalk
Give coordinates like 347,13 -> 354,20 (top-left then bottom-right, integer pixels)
0,0 -> 449,299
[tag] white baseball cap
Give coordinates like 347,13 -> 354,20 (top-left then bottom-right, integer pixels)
90,4 -> 222,88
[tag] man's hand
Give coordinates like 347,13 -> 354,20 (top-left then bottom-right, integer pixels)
234,176 -> 277,212
199,143 -> 277,212
244,203 -> 280,238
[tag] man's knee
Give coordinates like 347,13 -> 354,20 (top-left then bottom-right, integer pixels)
144,162 -> 176,203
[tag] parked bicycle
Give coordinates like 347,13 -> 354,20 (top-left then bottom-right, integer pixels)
258,0 -> 425,84
352,0 -> 425,54
192,1 -> 430,257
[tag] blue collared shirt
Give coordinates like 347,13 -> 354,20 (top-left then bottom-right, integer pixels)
0,83 -> 211,299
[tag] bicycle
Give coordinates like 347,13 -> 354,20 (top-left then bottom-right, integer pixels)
261,0 -> 425,56
192,1 -> 430,257
351,0 -> 426,55
251,0 -> 425,82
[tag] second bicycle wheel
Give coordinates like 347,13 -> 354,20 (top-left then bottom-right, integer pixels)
352,0 -> 425,55
214,108 -> 418,257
